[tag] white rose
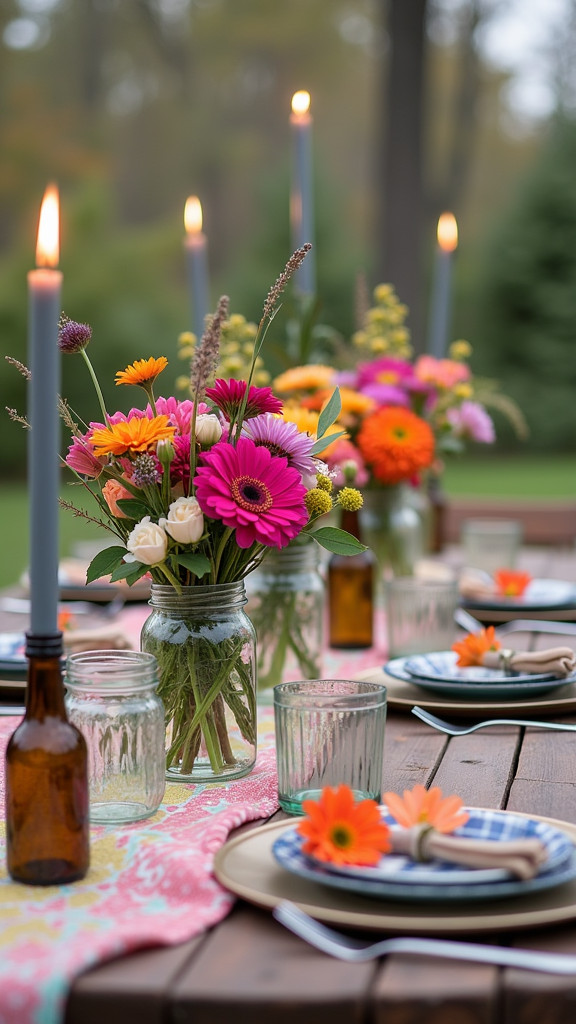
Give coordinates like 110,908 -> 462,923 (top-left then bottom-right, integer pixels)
159,496 -> 204,544
194,413 -> 223,446
126,516 -> 168,565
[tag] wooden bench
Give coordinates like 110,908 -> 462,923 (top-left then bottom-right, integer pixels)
442,498 -> 576,547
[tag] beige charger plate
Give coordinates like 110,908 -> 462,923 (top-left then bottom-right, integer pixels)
354,667 -> 576,719
214,813 -> 576,936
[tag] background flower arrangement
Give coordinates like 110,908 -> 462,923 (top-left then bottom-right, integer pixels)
53,246 -> 365,778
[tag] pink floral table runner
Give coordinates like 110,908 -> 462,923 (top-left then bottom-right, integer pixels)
0,711 -> 278,1024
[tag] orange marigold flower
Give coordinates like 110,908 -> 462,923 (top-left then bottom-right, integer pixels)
57,610 -> 75,631
384,785 -> 469,834
115,356 -> 168,387
493,569 -> 532,598
90,416 -> 176,456
356,407 -> 434,484
297,784 -> 391,866
273,364 -> 335,393
452,626 -> 501,667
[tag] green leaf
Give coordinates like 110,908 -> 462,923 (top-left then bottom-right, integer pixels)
115,499 -> 151,520
310,429 -> 347,455
316,387 -> 341,439
310,527 -> 368,555
109,560 -> 147,583
86,546 -> 128,584
174,552 -> 211,578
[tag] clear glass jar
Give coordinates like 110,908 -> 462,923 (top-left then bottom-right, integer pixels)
65,650 -> 166,825
360,485 -> 425,602
141,582 -> 257,783
246,540 -> 325,700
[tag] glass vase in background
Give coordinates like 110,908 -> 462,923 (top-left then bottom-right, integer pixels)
141,582 -> 257,783
360,486 -> 425,601
246,539 -> 325,701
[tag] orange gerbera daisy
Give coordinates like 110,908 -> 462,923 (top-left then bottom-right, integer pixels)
115,356 -> 168,387
452,626 -> 501,667
384,785 -> 469,834
297,785 -> 391,866
493,569 -> 532,598
356,407 -> 434,484
90,416 -> 176,456
273,364 -> 335,393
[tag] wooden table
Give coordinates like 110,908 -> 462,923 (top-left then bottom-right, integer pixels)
3,545 -> 576,1024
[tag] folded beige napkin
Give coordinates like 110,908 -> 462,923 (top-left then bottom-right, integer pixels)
62,627 -> 133,654
459,568 -> 497,601
482,647 -> 576,678
390,825 -> 547,880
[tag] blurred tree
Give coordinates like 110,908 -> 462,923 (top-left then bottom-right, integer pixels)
472,115 -> 576,451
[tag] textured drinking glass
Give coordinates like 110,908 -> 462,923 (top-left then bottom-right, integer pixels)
461,519 -> 523,574
273,679 -> 387,815
385,577 -> 459,658
65,650 -> 166,825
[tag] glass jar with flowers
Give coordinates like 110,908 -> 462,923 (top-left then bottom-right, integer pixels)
272,284 -> 527,594
50,246 -> 365,783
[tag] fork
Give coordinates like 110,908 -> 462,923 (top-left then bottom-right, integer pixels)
455,608 -> 576,638
411,706 -> 576,735
273,901 -> 576,972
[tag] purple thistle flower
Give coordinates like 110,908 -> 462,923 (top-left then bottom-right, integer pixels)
131,452 -> 163,487
58,316 -> 92,354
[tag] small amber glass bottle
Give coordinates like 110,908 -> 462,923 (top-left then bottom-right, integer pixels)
328,508 -> 375,649
5,632 -> 90,885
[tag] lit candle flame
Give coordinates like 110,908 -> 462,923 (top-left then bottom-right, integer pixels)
184,196 -> 203,235
437,212 -> 458,253
36,183 -> 59,267
291,90 -> 311,116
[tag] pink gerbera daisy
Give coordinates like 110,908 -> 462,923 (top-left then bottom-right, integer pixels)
194,437 -> 308,548
205,379 -> 283,420
241,413 -> 317,485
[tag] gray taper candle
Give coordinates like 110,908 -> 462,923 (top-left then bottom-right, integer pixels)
184,196 -> 210,341
27,185 -> 63,635
427,212 -> 458,358
290,91 -> 316,297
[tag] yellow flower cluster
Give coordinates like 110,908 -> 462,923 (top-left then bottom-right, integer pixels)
352,284 -> 412,359
338,487 -> 363,512
176,315 -> 271,395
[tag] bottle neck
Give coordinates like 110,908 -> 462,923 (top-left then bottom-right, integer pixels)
340,507 -> 362,541
25,632 -> 67,719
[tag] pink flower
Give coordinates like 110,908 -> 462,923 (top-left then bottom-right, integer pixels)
65,433 -> 106,478
205,379 -> 283,420
325,439 -> 369,488
194,437 -> 308,549
446,401 -> 495,443
170,434 -> 191,491
414,355 -> 471,389
241,413 -> 317,485
146,397 -> 209,436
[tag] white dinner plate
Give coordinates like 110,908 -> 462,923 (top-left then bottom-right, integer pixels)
384,656 -> 576,700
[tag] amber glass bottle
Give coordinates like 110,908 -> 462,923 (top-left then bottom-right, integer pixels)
328,508 -> 375,649
5,633 -> 90,885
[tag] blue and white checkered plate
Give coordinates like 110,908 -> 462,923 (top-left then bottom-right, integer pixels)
385,653 -> 576,699
272,808 -> 576,902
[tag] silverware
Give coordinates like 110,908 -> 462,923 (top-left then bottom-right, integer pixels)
273,902 -> 576,972
455,608 -> 576,638
411,706 -> 576,735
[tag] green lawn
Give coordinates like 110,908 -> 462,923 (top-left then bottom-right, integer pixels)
1,454 -> 575,589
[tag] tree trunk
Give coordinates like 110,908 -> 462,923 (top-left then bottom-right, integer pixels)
374,0 -> 427,350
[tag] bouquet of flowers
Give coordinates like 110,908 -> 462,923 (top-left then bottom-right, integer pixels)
51,246 -> 364,780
